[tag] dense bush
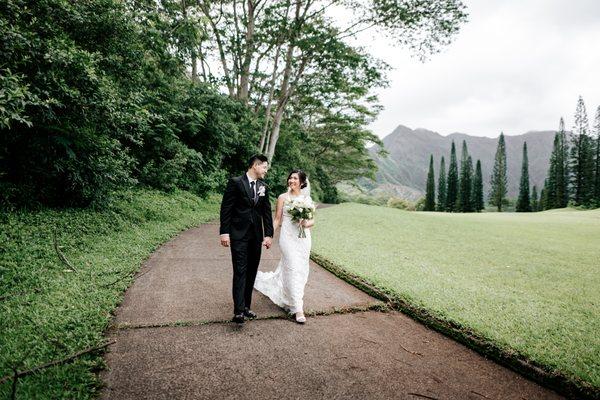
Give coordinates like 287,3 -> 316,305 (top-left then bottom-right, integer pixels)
415,197 -> 426,211
0,0 -> 257,209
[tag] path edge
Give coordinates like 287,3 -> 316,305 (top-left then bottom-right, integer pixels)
310,252 -> 599,400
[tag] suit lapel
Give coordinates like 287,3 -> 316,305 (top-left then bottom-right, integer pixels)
241,174 -> 254,204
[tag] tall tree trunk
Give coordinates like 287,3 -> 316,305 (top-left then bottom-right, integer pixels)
263,125 -> 272,154
191,53 -> 198,82
198,43 -> 208,81
198,0 -> 235,97
264,0 -> 298,162
264,0 -> 312,161
266,105 -> 285,162
258,44 -> 282,152
265,53 -> 308,162
181,0 -> 197,82
238,0 -> 256,103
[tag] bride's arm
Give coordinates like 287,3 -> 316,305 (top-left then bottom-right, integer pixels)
273,195 -> 285,230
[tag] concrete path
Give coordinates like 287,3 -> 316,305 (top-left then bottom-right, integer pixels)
101,223 -> 563,400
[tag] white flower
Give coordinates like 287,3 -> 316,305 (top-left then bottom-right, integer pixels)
257,185 -> 266,196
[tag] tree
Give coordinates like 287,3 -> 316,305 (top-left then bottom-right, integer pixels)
546,119 -> 570,209
458,140 -> 472,212
557,118 -> 570,208
540,182 -> 548,210
424,155 -> 436,211
593,106 -> 600,205
0,0 -> 268,208
531,185 -> 539,212
195,0 -> 468,162
545,133 -> 559,209
437,156 -> 447,211
516,142 -> 531,212
471,159 -> 484,212
445,140 -> 459,211
489,132 -> 508,211
466,156 -> 474,211
569,96 -> 594,206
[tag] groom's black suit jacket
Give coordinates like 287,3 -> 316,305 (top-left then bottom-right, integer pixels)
220,174 -> 274,241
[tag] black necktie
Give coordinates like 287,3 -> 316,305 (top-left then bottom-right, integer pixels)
250,181 -> 258,204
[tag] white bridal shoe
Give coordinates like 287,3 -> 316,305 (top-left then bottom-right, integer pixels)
295,312 -> 306,324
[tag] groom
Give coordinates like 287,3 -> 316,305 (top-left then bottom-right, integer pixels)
220,154 -> 274,324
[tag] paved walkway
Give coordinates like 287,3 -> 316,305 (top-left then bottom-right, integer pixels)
101,223 -> 563,399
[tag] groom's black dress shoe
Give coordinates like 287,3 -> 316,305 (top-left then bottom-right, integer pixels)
243,309 -> 257,319
232,313 -> 245,324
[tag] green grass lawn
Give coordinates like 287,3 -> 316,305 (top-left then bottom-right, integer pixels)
312,203 -> 600,389
0,189 -> 220,399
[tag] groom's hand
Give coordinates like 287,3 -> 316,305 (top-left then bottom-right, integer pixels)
262,236 -> 272,249
220,234 -> 230,247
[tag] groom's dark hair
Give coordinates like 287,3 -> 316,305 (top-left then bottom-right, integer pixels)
247,154 -> 268,169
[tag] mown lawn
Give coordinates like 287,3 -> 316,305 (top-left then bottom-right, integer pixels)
0,189 -> 220,399
311,203 -> 600,389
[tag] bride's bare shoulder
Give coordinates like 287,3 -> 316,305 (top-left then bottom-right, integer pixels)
278,192 -> 288,200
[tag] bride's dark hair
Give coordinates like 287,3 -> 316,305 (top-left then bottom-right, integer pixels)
287,169 -> 307,189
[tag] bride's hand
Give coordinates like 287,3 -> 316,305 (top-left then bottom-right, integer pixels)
301,219 -> 314,228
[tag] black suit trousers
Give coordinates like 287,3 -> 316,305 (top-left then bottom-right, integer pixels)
230,223 -> 262,314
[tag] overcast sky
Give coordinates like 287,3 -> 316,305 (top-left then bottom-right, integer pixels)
354,0 -> 600,139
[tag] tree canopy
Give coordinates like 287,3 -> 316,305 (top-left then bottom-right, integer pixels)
0,0 -> 468,208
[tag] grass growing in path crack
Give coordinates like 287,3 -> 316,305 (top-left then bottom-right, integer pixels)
311,203 -> 600,393
110,302 -> 389,331
0,189 -> 220,399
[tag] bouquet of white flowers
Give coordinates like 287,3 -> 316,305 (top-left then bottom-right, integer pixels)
286,195 -> 316,238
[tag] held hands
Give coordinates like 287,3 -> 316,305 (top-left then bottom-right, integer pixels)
221,235 -> 272,249
262,236 -> 272,249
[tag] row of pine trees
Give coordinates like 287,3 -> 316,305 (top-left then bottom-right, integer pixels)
541,97 -> 600,210
423,96 -> 600,212
424,140 -> 485,212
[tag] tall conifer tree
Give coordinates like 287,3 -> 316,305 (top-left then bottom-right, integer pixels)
546,133 -> 560,209
593,105 -> 600,205
471,159 -> 484,212
545,118 -> 569,209
458,140 -> 472,212
437,156 -> 446,211
467,156 -> 474,211
489,132 -> 507,211
556,118 -> 569,208
517,142 -> 531,212
540,182 -> 548,210
446,141 -> 459,211
531,185 -> 539,212
570,96 -> 594,206
424,155 -> 436,211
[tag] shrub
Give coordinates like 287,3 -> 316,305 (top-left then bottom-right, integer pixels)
387,197 -> 416,211
415,196 -> 426,211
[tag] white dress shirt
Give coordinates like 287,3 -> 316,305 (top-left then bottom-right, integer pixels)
247,172 -> 260,200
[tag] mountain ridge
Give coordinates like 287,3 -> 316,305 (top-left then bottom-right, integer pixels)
366,125 -> 556,200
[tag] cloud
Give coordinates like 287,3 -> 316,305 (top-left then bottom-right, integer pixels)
359,0 -> 600,138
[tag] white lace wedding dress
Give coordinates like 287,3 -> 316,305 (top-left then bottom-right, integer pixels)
254,192 -> 311,314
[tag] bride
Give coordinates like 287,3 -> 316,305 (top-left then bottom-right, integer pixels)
254,169 -> 315,323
